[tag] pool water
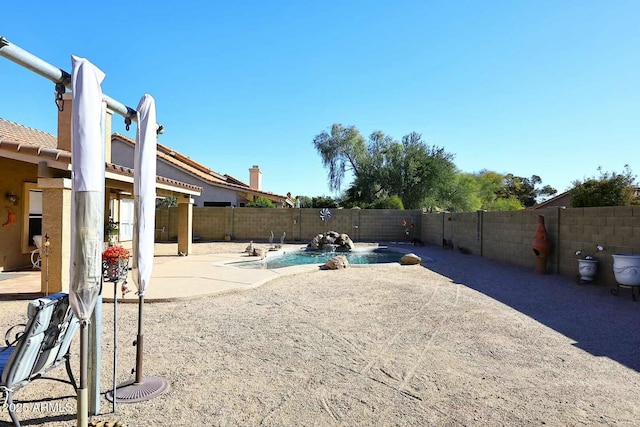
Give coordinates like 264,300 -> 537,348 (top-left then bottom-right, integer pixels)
233,248 -> 406,269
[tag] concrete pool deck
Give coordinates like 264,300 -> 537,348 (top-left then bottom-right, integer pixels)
0,242 -> 412,302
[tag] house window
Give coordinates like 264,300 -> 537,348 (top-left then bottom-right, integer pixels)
21,183 -> 42,253
203,201 -> 231,207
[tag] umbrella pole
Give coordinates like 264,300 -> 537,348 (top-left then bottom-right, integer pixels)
78,322 -> 89,427
135,294 -> 144,384
113,283 -> 118,413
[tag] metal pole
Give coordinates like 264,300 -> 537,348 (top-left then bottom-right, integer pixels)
113,281 -> 118,413
135,295 -> 145,384
0,36 -> 153,124
88,101 -> 107,416
78,323 -> 89,427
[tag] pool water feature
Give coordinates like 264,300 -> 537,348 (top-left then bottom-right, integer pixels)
232,248 -> 407,269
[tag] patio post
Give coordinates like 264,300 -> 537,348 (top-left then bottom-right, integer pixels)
177,197 -> 194,255
36,178 -> 72,294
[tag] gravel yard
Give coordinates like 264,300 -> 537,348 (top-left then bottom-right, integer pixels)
1,244 -> 640,426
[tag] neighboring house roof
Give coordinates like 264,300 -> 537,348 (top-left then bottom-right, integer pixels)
0,117 -> 201,195
531,191 -> 572,209
532,186 -> 640,209
106,163 -> 201,195
112,133 -> 291,202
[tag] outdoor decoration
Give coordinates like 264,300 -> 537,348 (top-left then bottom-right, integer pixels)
307,231 -> 354,251
2,206 -> 15,227
531,215 -> 552,274
401,219 -> 414,236
610,254 -> 640,300
575,245 -> 605,283
319,208 -> 332,223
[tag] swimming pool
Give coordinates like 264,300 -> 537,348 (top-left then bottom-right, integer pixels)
232,247 -> 407,269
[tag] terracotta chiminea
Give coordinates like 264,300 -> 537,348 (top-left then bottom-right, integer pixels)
531,215 -> 552,274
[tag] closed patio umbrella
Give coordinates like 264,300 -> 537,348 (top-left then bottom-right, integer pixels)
108,94 -> 168,403
69,55 -> 105,427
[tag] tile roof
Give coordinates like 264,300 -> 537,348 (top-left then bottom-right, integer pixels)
0,118 -> 57,148
0,118 -> 71,163
0,138 -> 71,163
112,133 -> 289,200
106,163 -> 202,193
0,117 -> 201,194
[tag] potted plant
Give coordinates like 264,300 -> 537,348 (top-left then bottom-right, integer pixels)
105,217 -> 119,244
575,244 -> 605,283
102,245 -> 130,284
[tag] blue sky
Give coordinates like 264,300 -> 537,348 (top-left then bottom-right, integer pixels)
1,1 -> 638,200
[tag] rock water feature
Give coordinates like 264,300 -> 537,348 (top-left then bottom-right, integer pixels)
307,231 -> 355,252
305,231 -> 355,270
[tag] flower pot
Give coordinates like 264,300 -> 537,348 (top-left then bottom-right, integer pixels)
577,259 -> 598,283
611,254 -> 640,287
610,254 -> 640,300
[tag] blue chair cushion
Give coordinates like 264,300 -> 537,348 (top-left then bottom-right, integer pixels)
0,346 -> 15,376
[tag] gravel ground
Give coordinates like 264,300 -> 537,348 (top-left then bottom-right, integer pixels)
1,243 -> 640,426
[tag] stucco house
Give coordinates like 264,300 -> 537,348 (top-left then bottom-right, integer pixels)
0,109 -> 201,295
111,133 -> 292,208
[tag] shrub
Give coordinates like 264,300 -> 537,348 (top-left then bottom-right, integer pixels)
246,197 -> 275,208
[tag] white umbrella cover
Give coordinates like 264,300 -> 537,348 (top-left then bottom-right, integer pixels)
132,94 -> 157,296
69,55 -> 105,322
69,55 -> 105,427
109,93 -> 167,404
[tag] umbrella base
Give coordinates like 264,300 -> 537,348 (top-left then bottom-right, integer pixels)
106,376 -> 168,403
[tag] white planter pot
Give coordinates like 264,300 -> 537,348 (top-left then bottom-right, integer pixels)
577,259 -> 598,283
612,254 -> 640,287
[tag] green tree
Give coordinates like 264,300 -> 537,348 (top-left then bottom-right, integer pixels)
570,165 -> 637,207
156,196 -> 178,208
246,197 -> 275,208
313,124 -> 367,192
311,196 -> 339,208
440,172 -> 482,212
313,124 -> 456,209
499,174 -> 557,207
370,195 -> 404,209
294,195 -> 312,208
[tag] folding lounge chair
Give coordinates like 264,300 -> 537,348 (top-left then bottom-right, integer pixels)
0,292 -> 80,427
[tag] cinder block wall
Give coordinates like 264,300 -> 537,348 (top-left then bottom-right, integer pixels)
155,205 -> 640,286
421,207 -> 639,286
558,207 -> 640,286
155,207 -> 422,243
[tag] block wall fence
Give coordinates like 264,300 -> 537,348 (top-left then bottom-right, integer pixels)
155,207 -> 423,245
155,206 -> 640,286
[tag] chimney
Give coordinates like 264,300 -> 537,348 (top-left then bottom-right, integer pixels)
249,165 -> 262,190
57,92 -> 113,162
56,93 -> 73,152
